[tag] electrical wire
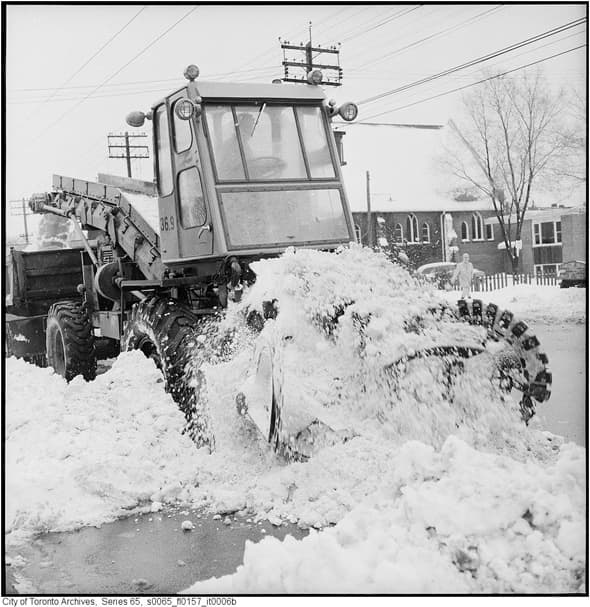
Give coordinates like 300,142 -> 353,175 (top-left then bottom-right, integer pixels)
360,27 -> 587,117
339,6 -> 422,44
30,6 -> 199,143
352,6 -> 503,71
358,44 -> 586,121
29,6 -> 147,111
357,17 -> 586,106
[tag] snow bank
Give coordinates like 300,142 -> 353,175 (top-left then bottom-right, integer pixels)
185,437 -> 585,594
5,246 -> 585,593
5,352 -> 205,545
440,284 -> 586,325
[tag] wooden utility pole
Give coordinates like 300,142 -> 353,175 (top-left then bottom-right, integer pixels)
366,171 -> 373,248
280,22 -> 343,86
108,132 -> 149,178
9,198 -> 31,244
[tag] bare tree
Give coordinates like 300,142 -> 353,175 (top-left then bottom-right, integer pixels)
442,69 -> 578,273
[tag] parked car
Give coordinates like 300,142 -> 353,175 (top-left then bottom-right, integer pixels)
416,262 -> 485,290
559,260 -> 586,288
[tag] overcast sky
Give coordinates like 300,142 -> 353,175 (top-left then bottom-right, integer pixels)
5,3 -> 587,238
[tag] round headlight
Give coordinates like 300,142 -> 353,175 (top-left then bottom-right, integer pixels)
307,69 -> 323,85
184,64 -> 200,81
338,102 -> 358,122
174,98 -> 195,120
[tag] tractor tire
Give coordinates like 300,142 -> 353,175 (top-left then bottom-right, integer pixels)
122,297 -> 213,450
46,300 -> 97,381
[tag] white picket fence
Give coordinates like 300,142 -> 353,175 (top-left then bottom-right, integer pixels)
472,272 -> 558,292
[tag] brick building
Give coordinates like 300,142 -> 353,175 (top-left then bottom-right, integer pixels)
352,203 -> 587,275
486,205 -> 587,276
352,200 -> 504,273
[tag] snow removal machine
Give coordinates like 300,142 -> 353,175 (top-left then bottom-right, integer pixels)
5,65 -> 552,460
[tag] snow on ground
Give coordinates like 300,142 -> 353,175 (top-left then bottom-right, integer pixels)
186,437 -> 585,594
440,284 -> 586,325
5,246 -> 586,593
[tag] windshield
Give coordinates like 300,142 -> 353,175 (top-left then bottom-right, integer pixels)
219,188 -> 350,248
205,103 -> 336,181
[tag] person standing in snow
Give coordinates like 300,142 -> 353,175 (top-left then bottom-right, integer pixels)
452,253 -> 474,298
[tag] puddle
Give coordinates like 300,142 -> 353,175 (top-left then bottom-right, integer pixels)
5,506 -> 308,594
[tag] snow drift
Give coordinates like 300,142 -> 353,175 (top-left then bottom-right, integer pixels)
4,246 -> 586,593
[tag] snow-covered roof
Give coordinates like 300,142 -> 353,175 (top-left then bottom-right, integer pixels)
485,205 -> 584,224
340,125 -> 587,214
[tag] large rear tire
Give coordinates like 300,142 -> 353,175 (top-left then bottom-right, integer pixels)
122,297 -> 213,449
46,300 -> 97,381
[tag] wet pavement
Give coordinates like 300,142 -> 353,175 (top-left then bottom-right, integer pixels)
5,507 -> 308,595
534,323 -> 586,446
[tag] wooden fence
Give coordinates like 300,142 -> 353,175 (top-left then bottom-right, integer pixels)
472,272 -> 558,292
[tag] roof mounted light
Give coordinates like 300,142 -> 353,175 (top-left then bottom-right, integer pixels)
338,102 -> 358,122
126,111 -> 148,127
307,69 -> 323,85
184,64 -> 200,81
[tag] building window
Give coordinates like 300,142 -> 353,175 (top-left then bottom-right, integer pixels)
394,223 -> 403,243
534,263 -> 560,277
354,224 -> 362,244
406,214 -> 419,243
422,222 -> 430,243
461,221 -> 469,241
471,213 -> 484,240
485,223 -> 494,240
533,221 -> 562,246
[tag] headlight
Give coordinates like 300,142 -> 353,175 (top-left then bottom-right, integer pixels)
174,98 -> 196,120
338,102 -> 358,121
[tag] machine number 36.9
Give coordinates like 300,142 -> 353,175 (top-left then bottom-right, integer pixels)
160,216 -> 175,231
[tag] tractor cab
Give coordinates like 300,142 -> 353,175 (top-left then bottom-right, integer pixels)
126,65 -> 358,267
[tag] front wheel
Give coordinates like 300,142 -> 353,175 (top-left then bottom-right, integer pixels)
46,300 -> 97,381
122,297 -> 213,450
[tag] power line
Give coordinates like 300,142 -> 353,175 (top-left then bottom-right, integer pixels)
357,17 -> 586,106
30,5 -> 199,143
359,44 -> 586,121
29,6 -> 147,112
9,65 -> 275,94
339,6 -> 422,44
8,67 -> 278,104
353,6 -> 503,71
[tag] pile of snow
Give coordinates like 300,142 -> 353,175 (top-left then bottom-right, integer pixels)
186,437 -> 585,594
440,284 -> 585,325
5,246 -> 586,593
5,353 -> 205,545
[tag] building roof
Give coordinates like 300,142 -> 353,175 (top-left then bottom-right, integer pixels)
340,124 -> 587,214
484,204 -> 586,224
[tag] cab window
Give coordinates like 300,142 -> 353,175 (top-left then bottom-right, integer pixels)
204,103 -> 336,182
155,105 -> 173,196
178,167 -> 206,228
296,106 -> 335,179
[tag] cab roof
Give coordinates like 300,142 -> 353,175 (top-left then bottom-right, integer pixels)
195,80 -> 327,101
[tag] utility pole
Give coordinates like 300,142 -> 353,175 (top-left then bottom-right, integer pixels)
366,171 -> 373,248
280,22 -> 343,86
9,198 -> 31,244
107,132 -> 149,178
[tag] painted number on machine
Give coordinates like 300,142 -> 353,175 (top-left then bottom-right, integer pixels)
160,216 -> 175,231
